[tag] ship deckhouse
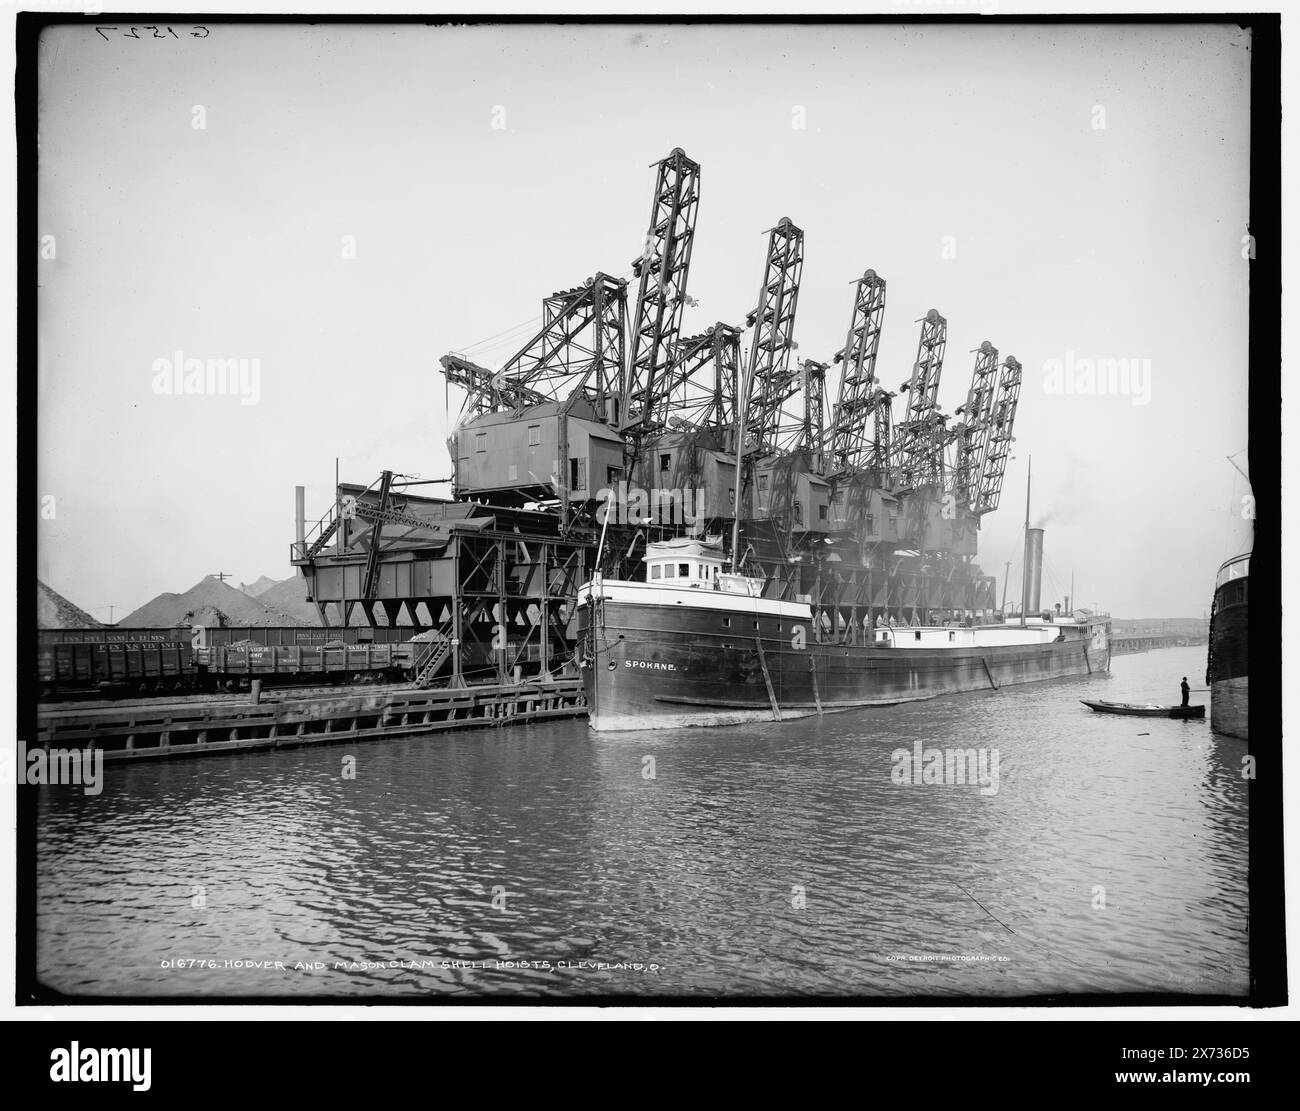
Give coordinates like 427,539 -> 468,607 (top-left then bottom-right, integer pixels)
642,538 -> 764,598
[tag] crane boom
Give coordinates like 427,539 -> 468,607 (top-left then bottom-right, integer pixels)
827,269 -> 888,475
975,355 -> 1023,514
622,147 -> 701,434
799,358 -> 827,462
952,341 -> 999,508
744,217 -> 804,454
656,322 -> 742,436
894,309 -> 948,489
440,272 -> 627,423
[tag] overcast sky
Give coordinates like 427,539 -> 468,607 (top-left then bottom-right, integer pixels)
37,21 -> 1252,619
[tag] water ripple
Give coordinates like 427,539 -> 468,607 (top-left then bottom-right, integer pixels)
36,647 -> 1247,998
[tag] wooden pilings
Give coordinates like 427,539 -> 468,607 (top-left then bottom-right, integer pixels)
981,657 -> 1000,690
753,637 -> 782,722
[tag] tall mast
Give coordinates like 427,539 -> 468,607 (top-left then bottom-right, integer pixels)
1020,455 -> 1031,628
729,302 -> 763,574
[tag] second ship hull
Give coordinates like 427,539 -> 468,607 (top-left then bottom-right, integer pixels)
578,584 -> 1112,731
1208,552 -> 1249,741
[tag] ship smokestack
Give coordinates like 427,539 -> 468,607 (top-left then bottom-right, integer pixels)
1024,527 -> 1044,614
295,485 -> 306,559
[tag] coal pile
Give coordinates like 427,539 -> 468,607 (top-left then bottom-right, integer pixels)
119,575 -> 311,628
37,581 -> 103,629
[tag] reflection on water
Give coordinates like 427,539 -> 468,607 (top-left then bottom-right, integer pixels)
36,647 -> 1248,998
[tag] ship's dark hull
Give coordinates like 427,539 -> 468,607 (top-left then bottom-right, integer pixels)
578,596 -> 1112,730
1208,557 -> 1249,741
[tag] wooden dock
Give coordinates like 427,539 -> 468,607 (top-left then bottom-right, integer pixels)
35,679 -> 587,763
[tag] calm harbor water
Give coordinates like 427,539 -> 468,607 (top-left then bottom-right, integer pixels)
35,646 -> 1249,999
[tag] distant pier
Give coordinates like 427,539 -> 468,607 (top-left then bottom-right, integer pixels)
1110,634 -> 1207,656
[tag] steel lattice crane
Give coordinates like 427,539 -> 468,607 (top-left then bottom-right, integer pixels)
652,322 -> 742,438
765,353 -> 824,460
760,352 -> 829,551
974,355 -> 1023,514
951,341 -> 1000,509
622,148 -> 701,436
798,358 -> 827,461
442,149 -> 699,434
893,309 -> 949,490
872,396 -> 895,480
742,218 -> 804,455
440,272 -> 628,423
827,269 -> 890,477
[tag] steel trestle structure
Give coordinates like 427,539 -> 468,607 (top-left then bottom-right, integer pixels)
292,147 -> 1030,688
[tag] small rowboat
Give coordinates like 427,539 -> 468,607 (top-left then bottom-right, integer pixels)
1081,699 -> 1205,720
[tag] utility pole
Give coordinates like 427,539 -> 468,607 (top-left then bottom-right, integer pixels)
213,572 -> 231,584
1001,561 -> 1012,615
336,457 -> 344,557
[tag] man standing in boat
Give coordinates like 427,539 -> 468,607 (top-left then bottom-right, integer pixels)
1180,677 -> 1190,707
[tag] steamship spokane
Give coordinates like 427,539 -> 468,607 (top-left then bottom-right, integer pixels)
578,533 -> 1110,730
289,148 -> 1108,714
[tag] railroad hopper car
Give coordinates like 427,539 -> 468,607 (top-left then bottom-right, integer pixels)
36,626 -> 431,698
